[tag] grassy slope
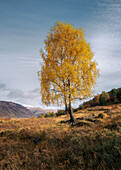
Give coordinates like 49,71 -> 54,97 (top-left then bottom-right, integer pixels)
0,104 -> 121,170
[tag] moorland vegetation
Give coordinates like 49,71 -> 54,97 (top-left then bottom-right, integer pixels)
0,103 -> 121,169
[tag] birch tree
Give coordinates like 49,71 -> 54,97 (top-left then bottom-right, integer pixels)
38,21 -> 99,124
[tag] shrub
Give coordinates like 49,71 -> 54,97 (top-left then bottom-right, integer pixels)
99,91 -> 110,105
73,108 -> 79,112
38,113 -> 45,118
116,88 -> 121,102
38,112 -> 56,118
109,89 -> 117,102
88,100 -> 95,106
44,112 -> 56,118
56,110 -> 67,117
50,112 -> 56,117
44,113 -> 50,118
93,94 -> 100,105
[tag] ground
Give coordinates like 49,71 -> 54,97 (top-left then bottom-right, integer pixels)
0,104 -> 121,169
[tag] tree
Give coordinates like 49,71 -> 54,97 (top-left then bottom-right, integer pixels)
38,21 -> 99,124
109,88 -> 117,102
99,91 -> 110,105
116,88 -> 121,102
93,94 -> 100,105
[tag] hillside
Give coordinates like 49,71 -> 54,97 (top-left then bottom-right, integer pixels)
28,107 -> 57,117
78,87 -> 121,110
0,103 -> 121,169
0,101 -> 34,118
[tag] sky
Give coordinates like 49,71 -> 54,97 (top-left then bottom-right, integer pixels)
0,0 -> 121,109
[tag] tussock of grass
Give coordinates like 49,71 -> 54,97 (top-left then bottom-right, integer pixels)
0,104 -> 121,169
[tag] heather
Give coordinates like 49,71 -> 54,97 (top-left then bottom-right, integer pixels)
0,104 -> 121,169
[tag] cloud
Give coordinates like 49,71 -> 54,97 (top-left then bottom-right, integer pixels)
0,0 -> 121,110
6,87 -> 61,109
0,83 -> 9,91
0,83 -> 6,90
7,89 -> 38,99
95,70 -> 121,94
7,88 -> 41,106
31,88 -> 40,93
0,83 -> 58,109
85,0 -> 121,95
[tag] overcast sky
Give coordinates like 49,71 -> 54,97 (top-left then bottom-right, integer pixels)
0,0 -> 121,109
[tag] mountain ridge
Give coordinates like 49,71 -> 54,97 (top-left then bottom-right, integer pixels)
0,101 -> 34,118
27,107 -> 57,117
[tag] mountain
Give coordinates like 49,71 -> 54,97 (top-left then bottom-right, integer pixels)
0,101 -> 34,118
28,107 -> 57,117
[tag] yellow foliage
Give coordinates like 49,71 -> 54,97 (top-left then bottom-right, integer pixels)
38,21 -> 99,107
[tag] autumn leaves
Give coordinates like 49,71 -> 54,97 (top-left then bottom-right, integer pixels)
38,21 -> 99,123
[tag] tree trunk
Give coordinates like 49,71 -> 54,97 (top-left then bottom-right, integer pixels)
63,79 -> 68,113
68,77 -> 75,125
68,94 -> 75,125
65,104 -> 68,114
64,97 -> 68,112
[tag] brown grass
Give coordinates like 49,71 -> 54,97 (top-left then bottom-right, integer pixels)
0,104 -> 121,169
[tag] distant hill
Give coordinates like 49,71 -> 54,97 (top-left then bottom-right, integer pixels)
28,107 -> 57,117
0,101 -> 34,118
